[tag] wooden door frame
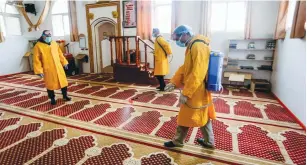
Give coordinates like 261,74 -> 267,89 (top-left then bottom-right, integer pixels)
86,2 -> 121,73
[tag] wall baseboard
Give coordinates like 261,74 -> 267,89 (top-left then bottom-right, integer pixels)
272,92 -> 306,131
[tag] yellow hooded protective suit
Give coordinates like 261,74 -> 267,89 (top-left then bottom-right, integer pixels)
154,36 -> 172,76
33,41 -> 69,90
170,35 -> 216,127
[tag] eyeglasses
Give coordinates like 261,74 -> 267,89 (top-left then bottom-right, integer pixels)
171,33 -> 181,41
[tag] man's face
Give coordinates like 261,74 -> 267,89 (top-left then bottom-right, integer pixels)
42,31 -> 52,40
172,33 -> 189,44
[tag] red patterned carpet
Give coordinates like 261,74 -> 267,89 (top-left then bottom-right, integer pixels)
0,73 -> 305,165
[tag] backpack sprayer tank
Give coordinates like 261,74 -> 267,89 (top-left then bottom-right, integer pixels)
206,51 -> 224,92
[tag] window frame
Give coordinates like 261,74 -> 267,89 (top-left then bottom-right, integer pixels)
0,2 -> 22,36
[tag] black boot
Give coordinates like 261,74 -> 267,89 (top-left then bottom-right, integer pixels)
156,75 -> 166,91
50,98 -> 56,105
47,89 -> 56,105
61,87 -> 71,101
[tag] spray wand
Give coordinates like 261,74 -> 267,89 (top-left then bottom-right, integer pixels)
128,86 -> 224,109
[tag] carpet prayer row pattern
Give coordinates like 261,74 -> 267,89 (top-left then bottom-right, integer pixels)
0,73 -> 305,165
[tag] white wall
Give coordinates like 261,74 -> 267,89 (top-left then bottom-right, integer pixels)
22,1 -> 51,39
211,1 -> 279,81
163,1 -> 279,79
271,36 -> 306,124
163,1 -> 202,79
0,3 -> 33,75
21,0 -> 95,73
271,0 -> 306,125
0,36 -> 29,75
9,1 -> 279,77
249,1 -> 279,38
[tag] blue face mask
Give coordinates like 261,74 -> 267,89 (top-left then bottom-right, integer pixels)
45,36 -> 52,43
152,33 -> 157,38
176,35 -> 186,47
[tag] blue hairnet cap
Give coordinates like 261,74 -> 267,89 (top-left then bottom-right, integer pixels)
152,28 -> 160,34
173,25 -> 194,36
42,30 -> 50,36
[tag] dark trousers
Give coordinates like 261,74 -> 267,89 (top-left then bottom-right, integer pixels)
173,120 -> 214,146
155,75 -> 165,89
47,86 -> 68,99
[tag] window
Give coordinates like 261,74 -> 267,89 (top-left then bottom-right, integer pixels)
285,1 -> 297,30
51,0 -> 70,36
0,1 -> 22,36
0,1 -> 18,14
152,0 -> 172,33
210,1 -> 247,33
6,16 -> 21,35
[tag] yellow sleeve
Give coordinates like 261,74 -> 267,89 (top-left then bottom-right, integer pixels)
157,37 -> 172,55
182,43 -> 210,98
170,65 -> 184,87
58,46 -> 68,66
33,45 -> 43,75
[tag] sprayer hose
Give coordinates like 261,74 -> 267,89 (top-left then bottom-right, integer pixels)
179,86 -> 224,109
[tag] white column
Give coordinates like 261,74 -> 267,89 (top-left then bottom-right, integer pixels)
67,104 -> 94,118
90,106 -> 117,123
187,127 -> 199,144
150,116 -> 171,136
252,92 -> 257,98
25,138 -> 70,165
108,88 -> 124,98
118,111 -> 142,129
229,89 -> 233,96
0,124 -> 20,134
0,130 -> 41,153
254,103 -> 269,120
267,132 -> 294,164
76,146 -> 102,165
0,112 -> 4,119
226,100 -> 237,117
149,93 -> 164,104
226,126 -> 242,154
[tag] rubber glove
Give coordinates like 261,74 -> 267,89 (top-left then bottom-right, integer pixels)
164,83 -> 175,92
38,74 -> 44,78
64,64 -> 69,70
179,93 -> 188,104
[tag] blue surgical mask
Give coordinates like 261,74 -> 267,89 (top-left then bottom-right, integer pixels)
45,37 -> 52,43
176,35 -> 186,47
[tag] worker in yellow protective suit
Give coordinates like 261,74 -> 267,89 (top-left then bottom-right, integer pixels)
164,25 -> 216,149
33,30 -> 71,105
152,28 -> 172,91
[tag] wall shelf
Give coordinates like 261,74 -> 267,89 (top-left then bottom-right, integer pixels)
229,48 -> 275,51
224,38 -> 276,82
229,38 -> 275,41
228,59 -> 273,62
224,68 -> 272,72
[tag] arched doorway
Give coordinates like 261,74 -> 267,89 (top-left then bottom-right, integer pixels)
86,2 -> 121,73
91,18 -> 117,73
